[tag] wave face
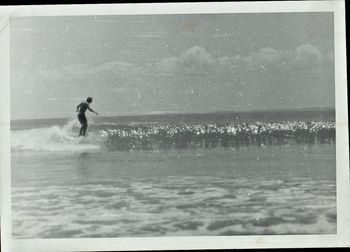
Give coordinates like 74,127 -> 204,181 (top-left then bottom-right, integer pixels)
102,121 -> 335,151
11,119 -> 335,152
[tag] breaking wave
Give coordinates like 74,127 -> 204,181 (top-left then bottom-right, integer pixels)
11,120 -> 101,152
101,121 -> 335,151
11,120 -> 335,152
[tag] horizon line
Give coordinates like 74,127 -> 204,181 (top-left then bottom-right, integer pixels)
11,107 -> 336,122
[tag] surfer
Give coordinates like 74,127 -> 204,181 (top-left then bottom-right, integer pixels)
76,97 -> 98,136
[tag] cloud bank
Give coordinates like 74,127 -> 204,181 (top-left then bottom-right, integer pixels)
155,43 -> 330,76
11,43 -> 333,119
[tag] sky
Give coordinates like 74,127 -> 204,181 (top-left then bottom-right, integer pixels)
10,12 -> 334,120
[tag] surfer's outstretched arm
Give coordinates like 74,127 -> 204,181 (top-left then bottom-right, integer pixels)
87,105 -> 98,115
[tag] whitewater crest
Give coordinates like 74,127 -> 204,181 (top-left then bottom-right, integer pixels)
11,119 -> 102,152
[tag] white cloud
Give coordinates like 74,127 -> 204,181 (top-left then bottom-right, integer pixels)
253,47 -> 282,63
243,47 -> 282,71
292,43 -> 323,68
156,45 -> 216,74
178,45 -> 215,70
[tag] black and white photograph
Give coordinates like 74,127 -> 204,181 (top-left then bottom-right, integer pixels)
0,1 -> 349,251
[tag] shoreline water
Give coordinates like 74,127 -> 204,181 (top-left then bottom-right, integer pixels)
12,144 -> 336,238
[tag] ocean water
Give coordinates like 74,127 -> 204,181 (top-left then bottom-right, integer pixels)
11,112 -> 336,238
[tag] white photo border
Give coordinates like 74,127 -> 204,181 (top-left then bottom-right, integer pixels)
1,1 -> 348,251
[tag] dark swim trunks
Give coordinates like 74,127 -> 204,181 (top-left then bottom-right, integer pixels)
77,113 -> 87,126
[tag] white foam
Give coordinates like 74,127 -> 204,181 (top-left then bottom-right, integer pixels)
11,119 -> 101,152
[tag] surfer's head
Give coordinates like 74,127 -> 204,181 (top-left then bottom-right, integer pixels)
87,97 -> 93,103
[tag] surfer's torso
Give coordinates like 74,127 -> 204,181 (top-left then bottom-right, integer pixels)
77,102 -> 89,114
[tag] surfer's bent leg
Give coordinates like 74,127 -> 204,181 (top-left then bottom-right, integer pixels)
82,121 -> 88,136
78,114 -> 87,136
81,114 -> 88,136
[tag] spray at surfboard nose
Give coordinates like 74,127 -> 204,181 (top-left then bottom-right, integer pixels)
11,119 -> 102,151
